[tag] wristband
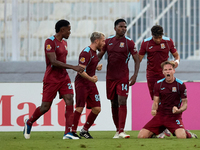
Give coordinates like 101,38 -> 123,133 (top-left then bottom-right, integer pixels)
175,59 -> 180,65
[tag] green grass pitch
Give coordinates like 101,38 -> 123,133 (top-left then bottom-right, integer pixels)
0,131 -> 199,150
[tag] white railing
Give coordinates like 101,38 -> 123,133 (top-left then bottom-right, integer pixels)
0,0 -> 199,61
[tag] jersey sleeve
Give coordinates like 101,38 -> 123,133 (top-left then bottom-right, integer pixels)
139,40 -> 146,55
169,38 -> 177,54
128,40 -> 137,55
79,51 -> 91,66
153,82 -> 160,97
44,39 -> 56,53
179,83 -> 187,99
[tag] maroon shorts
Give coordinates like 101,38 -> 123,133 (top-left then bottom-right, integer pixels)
42,78 -> 74,102
143,113 -> 185,135
147,75 -> 164,100
106,78 -> 129,100
75,86 -> 100,109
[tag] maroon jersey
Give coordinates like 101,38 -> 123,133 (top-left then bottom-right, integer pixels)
154,78 -> 187,116
43,36 -> 69,83
102,36 -> 137,80
75,46 -> 98,88
139,36 -> 177,78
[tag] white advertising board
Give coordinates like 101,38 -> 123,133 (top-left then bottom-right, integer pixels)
0,82 -> 132,132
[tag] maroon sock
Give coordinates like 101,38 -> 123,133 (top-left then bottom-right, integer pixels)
27,107 -> 43,126
83,111 -> 98,131
111,107 -> 119,132
185,130 -> 192,138
72,110 -> 81,133
118,105 -> 127,133
64,105 -> 74,134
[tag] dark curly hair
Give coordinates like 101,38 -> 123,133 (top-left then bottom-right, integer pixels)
114,18 -> 126,27
151,25 -> 164,36
55,19 -> 70,33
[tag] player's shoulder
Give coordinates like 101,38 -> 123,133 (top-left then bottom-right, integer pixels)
82,46 -> 91,53
162,36 -> 171,41
157,78 -> 165,84
125,36 -> 132,41
45,36 -> 55,44
175,78 -> 184,85
107,35 -> 115,40
46,36 -> 55,41
143,36 -> 153,42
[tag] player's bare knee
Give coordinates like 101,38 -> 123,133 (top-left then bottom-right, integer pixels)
92,107 -> 101,114
176,133 -> 186,139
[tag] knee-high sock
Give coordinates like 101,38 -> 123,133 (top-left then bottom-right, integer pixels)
118,105 -> 127,133
27,107 -> 43,126
83,111 -> 98,131
64,105 -> 74,134
111,107 -> 119,132
72,110 -> 81,133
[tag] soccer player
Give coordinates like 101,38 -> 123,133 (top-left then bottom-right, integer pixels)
98,19 -> 140,138
64,32 -> 105,139
137,61 -> 197,139
23,19 -> 84,139
139,25 -> 180,138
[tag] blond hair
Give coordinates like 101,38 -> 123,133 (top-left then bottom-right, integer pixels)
161,61 -> 175,69
90,32 -> 105,43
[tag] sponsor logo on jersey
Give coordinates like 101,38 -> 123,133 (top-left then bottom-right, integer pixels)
46,44 -> 52,51
119,42 -> 124,48
80,57 -> 85,63
161,43 -> 165,49
109,43 -> 113,45
149,46 -> 153,49
161,87 -> 165,90
172,87 -> 177,92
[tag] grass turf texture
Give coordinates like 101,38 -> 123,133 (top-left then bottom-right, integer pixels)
0,131 -> 199,150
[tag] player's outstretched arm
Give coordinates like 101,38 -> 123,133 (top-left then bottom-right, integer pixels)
47,52 -> 84,73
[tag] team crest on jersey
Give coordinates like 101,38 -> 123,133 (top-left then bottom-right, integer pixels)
119,42 -> 124,48
172,87 -> 177,92
80,57 -> 85,63
160,43 -> 165,49
65,45 -> 68,50
46,44 -> 52,51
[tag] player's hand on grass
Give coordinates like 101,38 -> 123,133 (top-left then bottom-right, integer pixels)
91,75 -> 98,83
151,110 -> 157,116
96,64 -> 102,71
